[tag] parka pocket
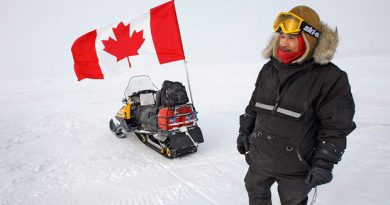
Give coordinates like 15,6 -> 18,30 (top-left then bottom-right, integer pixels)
255,131 -> 311,174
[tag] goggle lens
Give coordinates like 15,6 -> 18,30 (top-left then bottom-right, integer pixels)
272,12 -> 321,39
273,12 -> 302,34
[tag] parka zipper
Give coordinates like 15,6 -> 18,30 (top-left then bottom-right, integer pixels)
272,64 -> 312,114
297,152 -> 304,162
273,95 -> 281,113
273,73 -> 281,113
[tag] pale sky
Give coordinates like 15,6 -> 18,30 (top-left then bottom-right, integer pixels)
1,0 -> 389,80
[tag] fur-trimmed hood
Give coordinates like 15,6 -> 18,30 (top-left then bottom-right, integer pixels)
262,22 -> 339,65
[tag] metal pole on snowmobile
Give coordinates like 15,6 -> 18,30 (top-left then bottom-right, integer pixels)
183,60 -> 195,108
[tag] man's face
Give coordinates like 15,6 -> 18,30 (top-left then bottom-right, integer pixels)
278,32 -> 300,52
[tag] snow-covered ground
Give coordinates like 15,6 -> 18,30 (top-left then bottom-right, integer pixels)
1,52 -> 389,204
2,0 -> 390,203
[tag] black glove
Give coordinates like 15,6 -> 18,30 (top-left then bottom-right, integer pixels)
237,134 -> 249,154
305,157 -> 334,187
305,166 -> 333,187
305,140 -> 344,187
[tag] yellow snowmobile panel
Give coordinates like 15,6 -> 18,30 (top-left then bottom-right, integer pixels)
115,103 -> 131,119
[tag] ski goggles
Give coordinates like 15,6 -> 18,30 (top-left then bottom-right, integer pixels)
273,12 -> 320,39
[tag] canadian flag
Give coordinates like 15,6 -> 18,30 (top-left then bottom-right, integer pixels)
71,1 -> 185,81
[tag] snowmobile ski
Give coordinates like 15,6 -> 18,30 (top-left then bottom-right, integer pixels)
109,119 -> 126,138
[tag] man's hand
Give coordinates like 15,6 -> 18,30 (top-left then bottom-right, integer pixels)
237,134 -> 249,154
305,166 -> 333,187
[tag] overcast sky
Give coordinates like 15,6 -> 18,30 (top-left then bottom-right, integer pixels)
1,0 -> 389,80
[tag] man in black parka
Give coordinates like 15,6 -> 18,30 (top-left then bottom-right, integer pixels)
237,5 -> 356,205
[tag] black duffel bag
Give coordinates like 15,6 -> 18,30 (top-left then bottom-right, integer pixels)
134,105 -> 158,128
158,80 -> 189,107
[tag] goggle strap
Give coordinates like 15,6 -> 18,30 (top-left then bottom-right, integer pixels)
300,21 -> 320,39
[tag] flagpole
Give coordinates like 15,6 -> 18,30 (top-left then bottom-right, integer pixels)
183,60 -> 195,108
126,57 -> 132,68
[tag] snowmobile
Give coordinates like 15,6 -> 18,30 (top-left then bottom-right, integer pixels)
109,75 -> 204,158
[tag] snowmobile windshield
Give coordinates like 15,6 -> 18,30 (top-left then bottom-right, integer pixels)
124,75 -> 158,98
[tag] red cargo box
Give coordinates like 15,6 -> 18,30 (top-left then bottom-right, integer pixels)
158,104 -> 195,131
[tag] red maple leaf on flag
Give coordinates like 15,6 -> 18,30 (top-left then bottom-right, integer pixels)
102,22 -> 145,68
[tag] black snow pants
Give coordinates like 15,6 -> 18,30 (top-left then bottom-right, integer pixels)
244,168 -> 312,205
